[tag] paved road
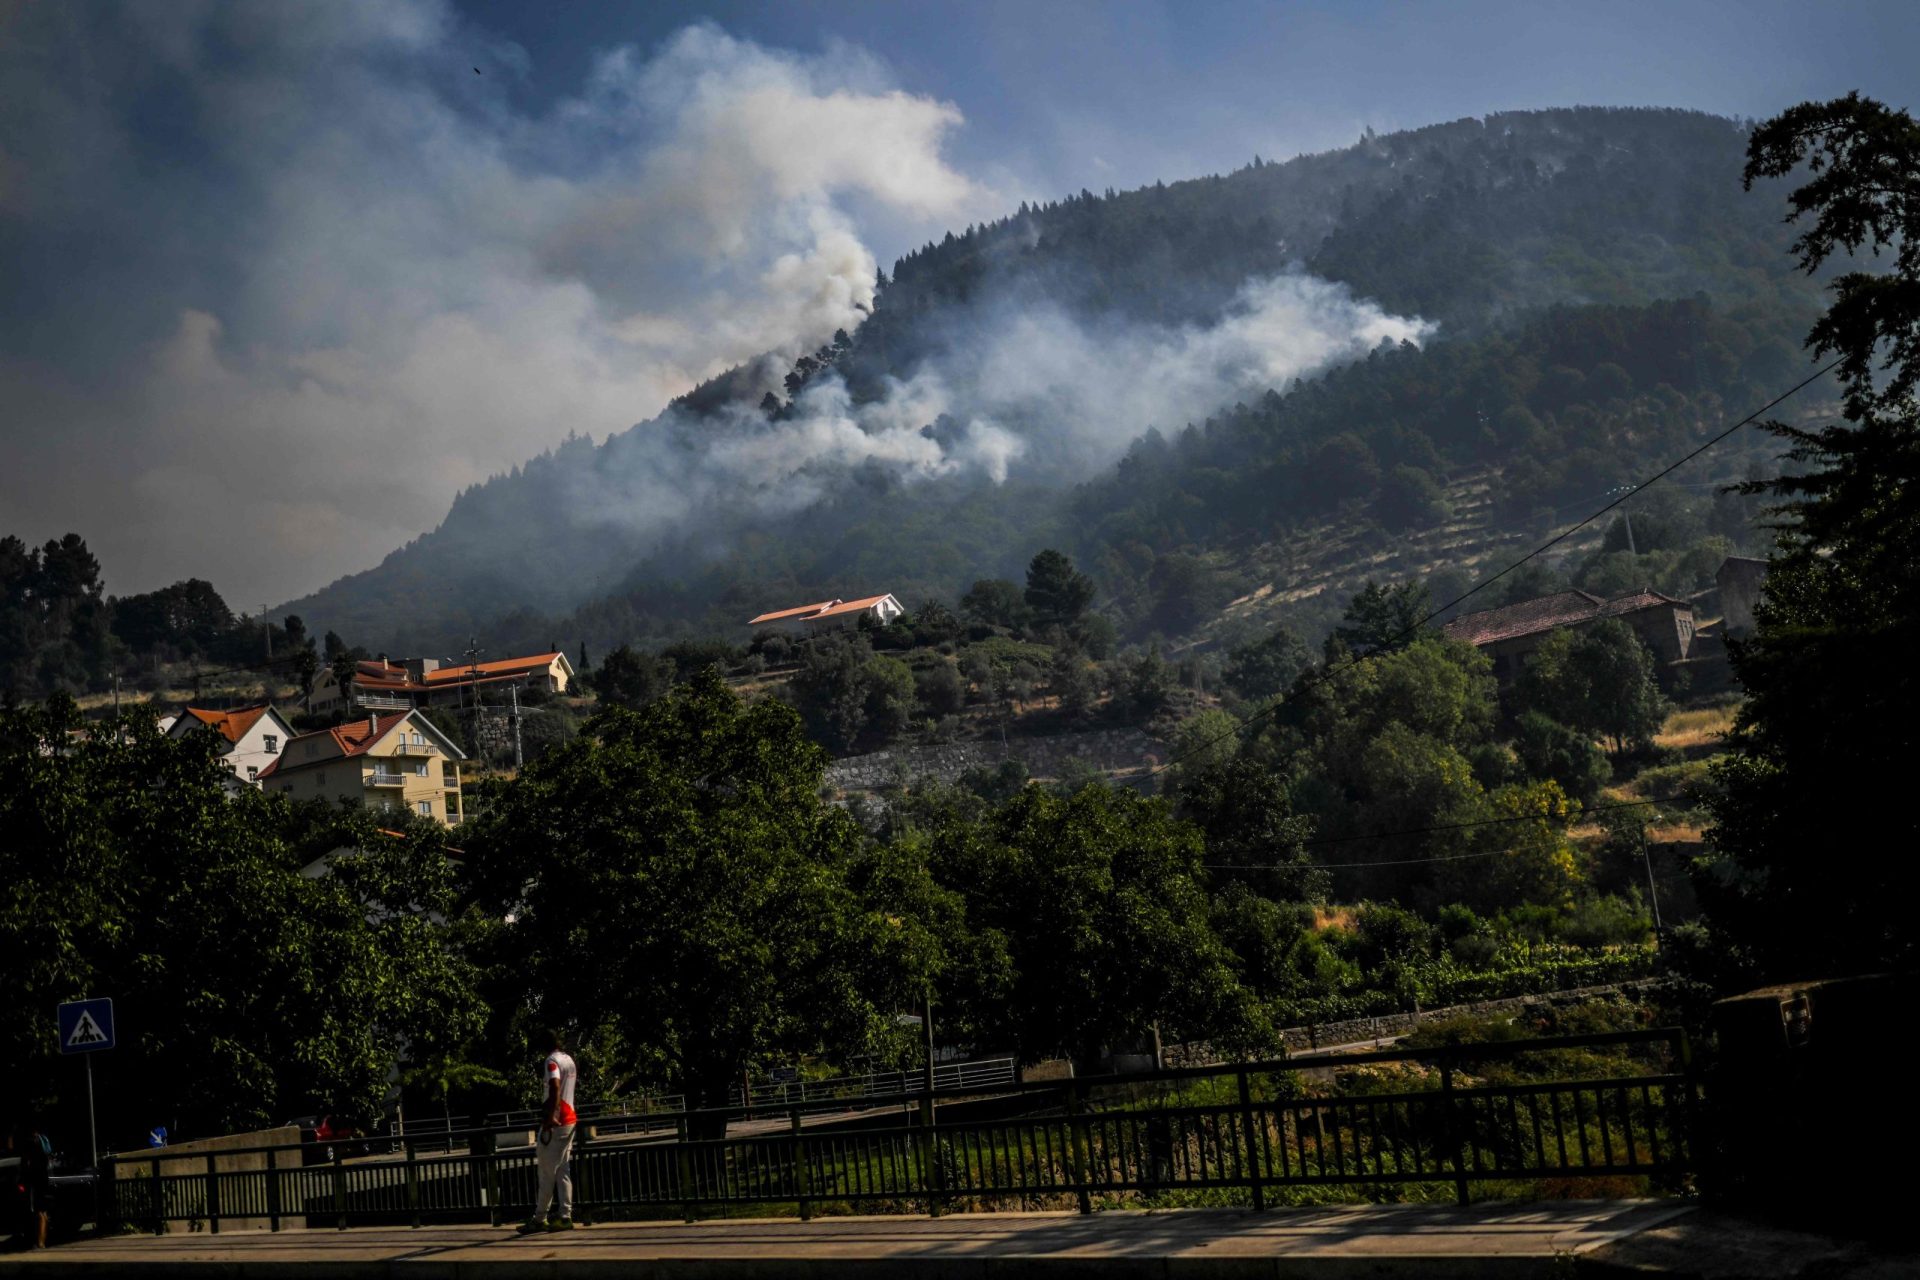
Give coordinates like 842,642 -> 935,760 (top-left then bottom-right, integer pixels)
0,1200 -> 1692,1277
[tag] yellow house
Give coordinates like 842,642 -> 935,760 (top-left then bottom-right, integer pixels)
260,710 -> 467,827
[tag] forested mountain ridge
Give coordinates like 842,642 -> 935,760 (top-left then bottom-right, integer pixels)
276,107 -> 1822,656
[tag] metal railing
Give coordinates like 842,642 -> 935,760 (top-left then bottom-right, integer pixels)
391,741 -> 438,756
101,1029 -> 1695,1232
737,1057 -> 1016,1108
367,771 -> 408,788
350,694 -> 412,711
485,1096 -> 688,1136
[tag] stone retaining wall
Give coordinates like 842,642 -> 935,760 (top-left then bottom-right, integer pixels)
1162,979 -> 1673,1067
827,728 -> 1167,792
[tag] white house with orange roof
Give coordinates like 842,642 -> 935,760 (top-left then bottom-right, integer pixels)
308,651 -> 575,714
747,594 -> 904,636
259,709 -> 467,827
167,703 -> 298,788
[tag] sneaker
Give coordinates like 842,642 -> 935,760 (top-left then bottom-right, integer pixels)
515,1218 -> 548,1235
547,1218 -> 575,1231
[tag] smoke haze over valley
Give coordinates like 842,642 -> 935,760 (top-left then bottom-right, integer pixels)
4,0 -> 1915,652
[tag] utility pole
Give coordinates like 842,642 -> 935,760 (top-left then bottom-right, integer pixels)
1623,512 -> 1637,556
1640,826 -> 1664,939
509,684 -> 524,769
923,986 -> 936,1102
462,639 -> 483,759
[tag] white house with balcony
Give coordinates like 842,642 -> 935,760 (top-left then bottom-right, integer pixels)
166,703 -> 297,789
747,594 -> 905,636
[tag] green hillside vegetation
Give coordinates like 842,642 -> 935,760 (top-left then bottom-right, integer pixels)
271,107 -> 1824,659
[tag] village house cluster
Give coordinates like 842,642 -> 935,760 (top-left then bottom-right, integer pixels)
160,563 -> 1760,830
162,648 -> 575,828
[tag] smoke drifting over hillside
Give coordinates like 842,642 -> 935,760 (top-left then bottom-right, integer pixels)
0,1 -> 1427,610
0,5 -> 989,603
564,272 -> 1432,543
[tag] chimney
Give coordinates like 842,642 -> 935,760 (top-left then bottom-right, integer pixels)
368,713 -> 378,738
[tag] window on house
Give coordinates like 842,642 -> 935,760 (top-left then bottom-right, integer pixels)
262,734 -> 278,755
316,770 -> 327,787
247,766 -> 259,781
416,800 -> 432,817
415,761 -> 428,777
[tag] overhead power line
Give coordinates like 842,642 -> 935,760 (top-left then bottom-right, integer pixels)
1151,358 -> 1839,779
1204,793 -> 1702,873
1300,792 -> 1697,848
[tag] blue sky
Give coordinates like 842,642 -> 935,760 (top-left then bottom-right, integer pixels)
1,0 -> 1914,606
454,0 -> 1920,206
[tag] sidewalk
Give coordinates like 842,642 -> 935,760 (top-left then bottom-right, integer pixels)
0,1200 -> 1691,1277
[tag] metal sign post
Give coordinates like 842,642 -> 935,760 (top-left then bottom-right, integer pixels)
57,998 -> 116,1168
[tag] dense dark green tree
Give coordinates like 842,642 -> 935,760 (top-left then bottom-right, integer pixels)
1377,465 -> 1450,531
1701,94 -> 1920,979
915,661 -> 965,717
1173,752 -> 1324,901
1024,549 -> 1096,628
1331,580 -> 1433,657
959,578 -> 1027,630
788,635 -> 874,751
590,643 -> 671,711
920,783 -> 1265,1064
1144,554 -> 1231,636
1223,626 -> 1313,704
0,534 -> 116,697
1511,710 -> 1612,802
464,674 -> 919,1122
0,699 -> 479,1142
1512,620 -> 1668,757
659,638 -> 742,681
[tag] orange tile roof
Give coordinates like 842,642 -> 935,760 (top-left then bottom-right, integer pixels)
259,711 -> 412,779
1441,589 -> 1690,648
421,653 -> 563,683
807,594 -> 897,620
748,600 -> 840,626
181,704 -> 271,744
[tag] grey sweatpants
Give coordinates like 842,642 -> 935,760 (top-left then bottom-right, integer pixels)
534,1123 -> 576,1221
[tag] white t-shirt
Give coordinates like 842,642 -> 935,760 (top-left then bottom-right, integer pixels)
543,1051 -> 578,1125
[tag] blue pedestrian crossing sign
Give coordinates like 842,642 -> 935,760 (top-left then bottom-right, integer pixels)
57,998 -> 115,1054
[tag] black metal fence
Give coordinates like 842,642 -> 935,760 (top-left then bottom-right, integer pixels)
103,1027 -> 1695,1232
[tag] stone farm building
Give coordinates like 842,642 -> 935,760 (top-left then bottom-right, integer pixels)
1440,588 -> 1695,682
748,594 -> 905,636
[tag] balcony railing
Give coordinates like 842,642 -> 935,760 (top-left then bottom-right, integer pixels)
351,693 -> 412,711
391,741 -> 438,756
367,771 -> 407,788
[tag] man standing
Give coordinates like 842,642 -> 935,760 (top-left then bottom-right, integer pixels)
5,1123 -> 51,1250
520,1029 -> 578,1233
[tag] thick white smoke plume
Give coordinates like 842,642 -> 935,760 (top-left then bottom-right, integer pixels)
0,1 -> 1428,607
0,6 -> 989,603
562,272 -> 1433,541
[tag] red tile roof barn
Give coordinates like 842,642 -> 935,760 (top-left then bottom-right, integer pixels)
1441,588 -> 1691,647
